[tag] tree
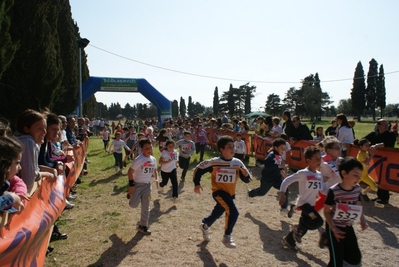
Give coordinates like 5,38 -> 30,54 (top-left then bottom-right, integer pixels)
171,100 -> 179,118
187,96 -> 194,118
282,87 -> 298,113
213,87 -> 219,116
179,97 -> 186,118
219,83 -> 255,116
0,0 -> 19,80
366,58 -> 378,120
337,99 -> 355,116
243,83 -> 256,115
265,93 -> 281,116
351,61 -> 366,121
376,64 -> 386,118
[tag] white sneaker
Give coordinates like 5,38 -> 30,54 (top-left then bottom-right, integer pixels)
173,197 -> 178,204
222,235 -> 236,248
280,208 -> 289,215
200,223 -> 210,242
115,166 -> 119,172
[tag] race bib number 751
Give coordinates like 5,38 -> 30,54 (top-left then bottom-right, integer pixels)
216,168 -> 236,183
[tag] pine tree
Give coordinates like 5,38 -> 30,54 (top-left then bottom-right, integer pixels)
187,96 -> 194,117
171,100 -> 179,118
376,64 -> 386,118
366,58 -> 378,120
351,61 -> 366,121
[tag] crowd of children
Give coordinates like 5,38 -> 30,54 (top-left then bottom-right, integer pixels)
2,111 -> 393,266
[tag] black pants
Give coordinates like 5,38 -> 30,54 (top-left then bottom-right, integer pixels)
234,153 -> 244,161
286,203 -> 323,245
160,169 -> 178,198
195,143 -> 206,161
326,224 -> 361,267
377,188 -> 390,202
178,156 -> 190,179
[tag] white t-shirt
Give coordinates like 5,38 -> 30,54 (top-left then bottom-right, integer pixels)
280,168 -> 326,207
160,149 -> 178,172
108,139 -> 130,154
130,154 -> 157,183
320,156 -> 342,192
234,140 -> 246,154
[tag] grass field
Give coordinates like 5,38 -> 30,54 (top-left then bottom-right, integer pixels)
44,123 -> 399,266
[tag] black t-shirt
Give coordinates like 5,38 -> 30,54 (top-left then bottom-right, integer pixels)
364,130 -> 396,147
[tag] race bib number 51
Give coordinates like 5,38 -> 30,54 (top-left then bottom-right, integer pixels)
333,203 -> 362,221
216,168 -> 236,183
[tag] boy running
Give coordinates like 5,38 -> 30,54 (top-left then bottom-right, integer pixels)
324,157 -> 368,267
279,146 -> 326,252
128,138 -> 159,235
176,131 -> 196,181
194,135 -> 252,248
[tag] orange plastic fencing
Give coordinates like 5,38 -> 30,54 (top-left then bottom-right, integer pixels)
0,140 -> 87,267
205,128 -> 251,154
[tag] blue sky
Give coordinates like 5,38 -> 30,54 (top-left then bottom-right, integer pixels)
70,0 -> 399,111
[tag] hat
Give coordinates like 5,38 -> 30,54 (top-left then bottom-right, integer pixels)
257,116 -> 264,120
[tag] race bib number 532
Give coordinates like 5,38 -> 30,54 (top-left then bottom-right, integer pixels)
216,168 -> 236,183
333,203 -> 362,221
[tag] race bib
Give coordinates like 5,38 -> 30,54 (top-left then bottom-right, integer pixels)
181,144 -> 190,153
115,147 -> 122,153
170,152 -> 178,160
216,168 -> 236,184
333,203 -> 362,221
142,167 -> 155,174
306,176 -> 322,190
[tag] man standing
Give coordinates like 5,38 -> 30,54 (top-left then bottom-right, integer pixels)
363,119 -> 396,204
291,116 -> 313,141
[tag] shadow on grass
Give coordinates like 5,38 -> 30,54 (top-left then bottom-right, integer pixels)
244,212 -> 326,266
87,232 -> 143,267
196,241 -> 229,267
88,199 -> 176,267
89,173 -> 121,187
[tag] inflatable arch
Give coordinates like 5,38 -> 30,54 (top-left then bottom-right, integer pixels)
81,76 -> 172,123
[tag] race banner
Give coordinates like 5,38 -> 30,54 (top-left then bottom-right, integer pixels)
0,141 -> 87,267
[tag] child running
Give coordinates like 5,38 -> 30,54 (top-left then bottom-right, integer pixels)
127,138 -> 159,235
354,138 -> 378,201
324,157 -> 368,267
159,140 -> 179,203
194,135 -> 252,248
176,131 -> 196,181
108,132 -> 131,173
280,146 -> 326,253
248,138 -> 289,212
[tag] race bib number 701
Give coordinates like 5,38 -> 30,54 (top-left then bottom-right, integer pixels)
216,168 -> 236,184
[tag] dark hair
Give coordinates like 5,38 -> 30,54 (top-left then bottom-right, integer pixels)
236,132 -> 242,136
157,128 -> 167,139
16,109 -> 46,133
338,157 -> 363,179
353,138 -> 369,147
336,113 -> 350,128
165,140 -> 175,147
184,131 -> 191,136
0,117 -> 11,136
303,146 -> 320,160
283,110 -> 291,118
217,135 -> 234,151
0,136 -> 23,186
273,138 -> 286,147
137,133 -> 145,137
139,138 -> 152,148
280,133 -> 288,141
46,112 -> 60,127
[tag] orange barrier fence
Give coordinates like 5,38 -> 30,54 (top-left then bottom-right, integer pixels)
205,129 -> 251,154
0,140 -> 87,267
251,134 -> 399,193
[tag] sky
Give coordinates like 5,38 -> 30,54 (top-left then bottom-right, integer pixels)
69,0 -> 399,112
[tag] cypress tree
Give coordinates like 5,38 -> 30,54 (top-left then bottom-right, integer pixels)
213,86 -> 219,116
0,0 -> 18,80
366,58 -> 378,120
351,61 -> 366,121
376,64 -> 386,118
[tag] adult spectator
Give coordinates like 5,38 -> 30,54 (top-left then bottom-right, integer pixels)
335,113 -> 354,157
282,111 -> 295,138
291,116 -> 313,141
66,116 -> 79,145
255,116 -> 269,137
325,120 -> 338,136
221,112 -> 229,124
363,119 -> 396,204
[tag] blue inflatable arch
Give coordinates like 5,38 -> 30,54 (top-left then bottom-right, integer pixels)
81,76 -> 172,123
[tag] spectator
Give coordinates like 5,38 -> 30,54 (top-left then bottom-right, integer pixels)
325,120 -> 338,136
282,111 -> 295,138
313,126 -> 325,141
291,116 -> 313,141
335,113 -> 354,157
